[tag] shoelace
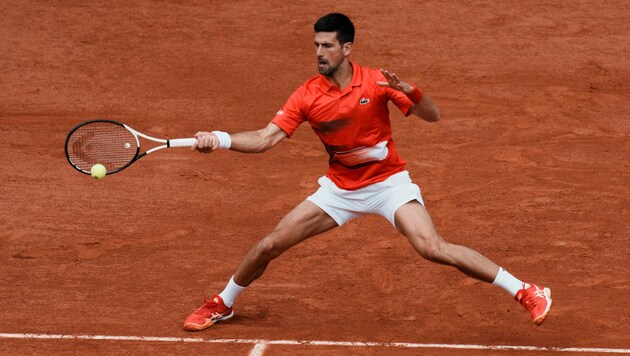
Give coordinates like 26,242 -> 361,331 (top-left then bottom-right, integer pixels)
195,296 -> 218,314
522,294 -> 538,308
522,287 -> 546,309
532,288 -> 547,298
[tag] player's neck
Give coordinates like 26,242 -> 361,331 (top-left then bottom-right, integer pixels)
326,60 -> 353,90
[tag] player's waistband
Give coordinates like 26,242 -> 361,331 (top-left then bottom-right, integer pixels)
318,170 -> 413,197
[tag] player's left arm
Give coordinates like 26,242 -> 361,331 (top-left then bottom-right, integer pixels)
377,68 -> 440,123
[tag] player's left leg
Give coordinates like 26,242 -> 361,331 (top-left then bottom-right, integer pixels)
394,201 -> 552,325
394,200 -> 499,281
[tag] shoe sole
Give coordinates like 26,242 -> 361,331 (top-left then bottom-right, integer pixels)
183,311 -> 235,331
532,288 -> 552,326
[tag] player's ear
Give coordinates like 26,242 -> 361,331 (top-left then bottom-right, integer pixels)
343,42 -> 353,56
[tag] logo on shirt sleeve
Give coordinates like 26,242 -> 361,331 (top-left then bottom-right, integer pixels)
276,110 -> 285,115
359,97 -> 371,105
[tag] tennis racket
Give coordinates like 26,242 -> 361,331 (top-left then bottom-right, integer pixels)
65,119 -> 196,175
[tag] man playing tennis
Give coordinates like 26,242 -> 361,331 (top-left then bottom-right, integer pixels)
184,13 -> 552,331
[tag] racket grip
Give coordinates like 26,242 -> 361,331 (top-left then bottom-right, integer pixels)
169,138 -> 197,147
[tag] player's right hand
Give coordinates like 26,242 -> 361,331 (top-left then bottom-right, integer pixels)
192,131 -> 219,153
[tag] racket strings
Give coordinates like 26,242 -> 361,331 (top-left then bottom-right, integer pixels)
66,122 -> 137,172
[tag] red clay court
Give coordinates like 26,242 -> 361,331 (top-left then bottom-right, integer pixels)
1,1 -> 629,355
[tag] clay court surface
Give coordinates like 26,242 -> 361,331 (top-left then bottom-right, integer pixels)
1,1 -> 629,355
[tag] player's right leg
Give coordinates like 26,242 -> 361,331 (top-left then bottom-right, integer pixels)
232,200 -> 338,286
183,200 -> 338,331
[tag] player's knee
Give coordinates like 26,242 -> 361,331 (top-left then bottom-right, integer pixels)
416,238 -> 451,264
255,236 -> 285,261
423,243 -> 447,262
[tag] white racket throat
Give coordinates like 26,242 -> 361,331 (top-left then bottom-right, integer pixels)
123,124 -> 196,154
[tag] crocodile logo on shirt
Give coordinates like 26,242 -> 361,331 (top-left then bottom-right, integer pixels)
359,97 -> 370,105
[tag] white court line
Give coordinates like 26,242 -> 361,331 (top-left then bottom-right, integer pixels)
0,333 -> 629,353
248,341 -> 268,356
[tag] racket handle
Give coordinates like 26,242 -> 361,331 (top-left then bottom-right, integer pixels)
169,138 -> 197,147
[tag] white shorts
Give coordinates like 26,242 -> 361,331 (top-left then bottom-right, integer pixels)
306,170 -> 424,227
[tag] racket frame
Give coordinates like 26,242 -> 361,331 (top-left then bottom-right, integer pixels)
65,119 -> 196,175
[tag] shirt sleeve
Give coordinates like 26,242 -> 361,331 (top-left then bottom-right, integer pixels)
271,87 -> 306,137
388,89 -> 414,117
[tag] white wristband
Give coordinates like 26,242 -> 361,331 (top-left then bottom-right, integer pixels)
211,131 -> 232,149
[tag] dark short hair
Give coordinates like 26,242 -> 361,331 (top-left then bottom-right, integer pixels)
314,13 -> 355,45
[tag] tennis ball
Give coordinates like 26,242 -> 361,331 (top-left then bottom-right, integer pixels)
90,164 -> 107,180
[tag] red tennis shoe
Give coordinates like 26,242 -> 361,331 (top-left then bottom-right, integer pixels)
183,294 -> 234,331
514,283 -> 552,325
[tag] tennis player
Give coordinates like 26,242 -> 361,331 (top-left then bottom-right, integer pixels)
184,13 -> 552,331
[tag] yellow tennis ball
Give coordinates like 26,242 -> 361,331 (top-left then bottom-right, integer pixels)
90,164 -> 107,180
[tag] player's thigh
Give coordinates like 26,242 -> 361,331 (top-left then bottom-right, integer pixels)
270,199 -> 338,250
394,201 -> 444,248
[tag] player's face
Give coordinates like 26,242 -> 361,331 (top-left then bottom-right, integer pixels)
314,31 -> 351,76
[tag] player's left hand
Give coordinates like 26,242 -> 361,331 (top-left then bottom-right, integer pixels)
377,68 -> 414,94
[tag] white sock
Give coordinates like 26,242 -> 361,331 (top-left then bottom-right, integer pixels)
492,267 -> 529,297
218,276 -> 246,307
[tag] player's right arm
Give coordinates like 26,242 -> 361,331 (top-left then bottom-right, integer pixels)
192,122 -> 287,154
194,84 -> 305,154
